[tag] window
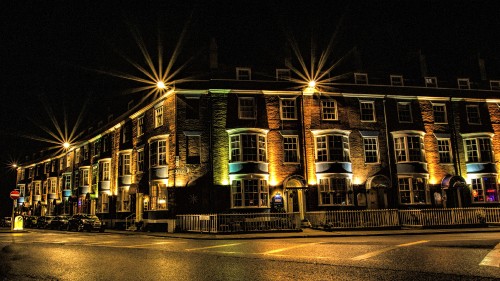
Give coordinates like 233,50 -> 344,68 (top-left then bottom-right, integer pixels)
49,179 -> 57,194
432,103 -> 447,124
150,183 -> 167,210
83,145 -> 89,160
464,137 -> 493,163
44,162 -> 50,174
363,137 -> 379,163
393,135 -> 425,162
236,67 -> 251,80
390,75 -> 404,86
102,135 -> 110,153
34,181 -> 41,195
398,177 -> 428,204
66,153 -> 72,168
63,174 -> 71,190
187,135 -> 201,164
100,193 -> 109,213
122,126 -> 128,143
81,169 -> 89,186
93,139 -> 101,156
137,149 -> 144,173
321,100 -> 338,120
397,102 -> 412,123
118,153 -> 131,176
185,98 -> 200,119
75,149 -> 80,164
21,169 -> 25,180
360,101 -> 375,122
315,134 -> 350,162
137,115 -> 144,136
91,164 -> 98,193
238,97 -> 256,119
276,68 -> 291,81
231,179 -> 269,208
354,73 -> 368,84
490,80 -> 500,90
230,133 -> 267,162
155,106 -> 164,128
283,136 -> 299,163
59,159 -> 64,171
280,98 -> 297,120
437,139 -> 452,163
150,140 -> 167,167
318,177 -> 353,205
99,161 -> 110,181
471,176 -> 498,203
466,105 -> 481,124
425,77 -> 437,87
458,78 -> 470,89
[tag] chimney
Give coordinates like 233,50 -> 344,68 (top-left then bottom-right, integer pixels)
209,38 -> 218,70
419,50 -> 428,77
478,53 -> 487,81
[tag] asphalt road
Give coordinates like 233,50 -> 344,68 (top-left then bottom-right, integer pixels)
0,229 -> 499,280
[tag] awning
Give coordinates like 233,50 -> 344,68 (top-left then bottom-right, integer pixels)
441,175 -> 466,189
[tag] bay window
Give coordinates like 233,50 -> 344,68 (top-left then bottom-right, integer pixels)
230,132 -> 267,162
231,178 -> 269,208
315,134 -> 350,162
318,177 -> 353,206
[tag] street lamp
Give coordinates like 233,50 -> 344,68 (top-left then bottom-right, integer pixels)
63,142 -> 70,149
156,81 -> 166,90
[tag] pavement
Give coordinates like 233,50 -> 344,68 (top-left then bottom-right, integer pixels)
2,226 -> 500,240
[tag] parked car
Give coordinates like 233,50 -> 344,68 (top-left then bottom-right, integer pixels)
23,216 -> 38,228
48,216 -> 70,230
36,216 -> 55,229
1,217 -> 12,227
67,214 -> 105,232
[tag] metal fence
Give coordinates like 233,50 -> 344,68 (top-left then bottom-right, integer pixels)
176,208 -> 500,233
176,213 -> 301,233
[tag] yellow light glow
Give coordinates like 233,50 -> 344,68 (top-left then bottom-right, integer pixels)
308,180 -> 317,185
156,81 -> 166,89
352,177 -> 364,185
12,164 -> 17,168
221,179 -> 229,186
63,142 -> 70,149
269,179 -> 278,187
308,80 -> 316,88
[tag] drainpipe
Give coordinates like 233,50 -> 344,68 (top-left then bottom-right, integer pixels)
383,97 -> 394,206
449,96 -> 461,177
299,91 -> 308,221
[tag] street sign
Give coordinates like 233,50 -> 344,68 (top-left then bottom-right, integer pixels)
10,190 -> 20,200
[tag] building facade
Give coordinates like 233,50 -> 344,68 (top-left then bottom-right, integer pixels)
14,72 -> 500,228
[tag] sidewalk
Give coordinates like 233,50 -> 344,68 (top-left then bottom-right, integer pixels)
104,226 -> 500,240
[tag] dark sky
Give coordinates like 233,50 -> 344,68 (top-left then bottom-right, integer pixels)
1,0 -> 499,215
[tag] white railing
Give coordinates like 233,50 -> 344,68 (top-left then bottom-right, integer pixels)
125,213 -> 136,231
176,213 -> 300,233
399,208 -> 489,227
484,208 -> 500,224
306,209 -> 399,229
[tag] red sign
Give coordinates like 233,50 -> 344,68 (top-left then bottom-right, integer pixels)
10,190 -> 20,200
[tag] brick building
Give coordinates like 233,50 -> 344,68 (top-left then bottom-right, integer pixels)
14,70 -> 500,228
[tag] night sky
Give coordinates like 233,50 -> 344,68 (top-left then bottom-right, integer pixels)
1,0 -> 499,216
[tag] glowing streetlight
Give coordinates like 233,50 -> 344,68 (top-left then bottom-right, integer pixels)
304,80 -> 317,94
156,81 -> 166,90
308,80 -> 316,88
63,142 -> 70,149
12,163 -> 17,169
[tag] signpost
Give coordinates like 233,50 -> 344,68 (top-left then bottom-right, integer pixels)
10,190 -> 20,231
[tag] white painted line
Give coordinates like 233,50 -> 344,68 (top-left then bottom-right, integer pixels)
121,241 -> 173,248
186,243 -> 243,251
480,242 -> 500,268
262,242 -> 321,255
352,240 -> 428,261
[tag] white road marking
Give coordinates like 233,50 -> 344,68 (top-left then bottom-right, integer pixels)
121,241 -> 174,248
262,242 -> 321,255
351,240 -> 429,261
480,242 -> 500,268
186,243 -> 243,251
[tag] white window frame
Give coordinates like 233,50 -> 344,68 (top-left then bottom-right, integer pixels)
238,97 -> 256,119
398,176 -> 429,205
321,100 -> 338,120
282,135 -> 299,163
464,137 -> 493,163
437,138 -> 452,164
81,169 -> 89,186
230,178 -> 269,208
470,175 -> 498,203
137,115 -> 144,136
457,78 -> 470,89
150,183 -> 168,210
318,177 -> 353,206
425,77 -> 438,87
119,153 -> 131,176
354,73 -> 368,84
137,148 -> 144,173
230,133 -> 267,162
363,137 -> 379,164
466,105 -> 481,125
276,68 -> 291,81
432,103 -> 447,124
360,101 -> 375,122
101,161 -> 110,181
390,75 -> 404,86
150,139 -> 168,167
393,135 -> 425,163
280,98 -> 297,120
397,102 -> 412,123
315,134 -> 350,162
155,106 -> 164,128
236,67 -> 251,80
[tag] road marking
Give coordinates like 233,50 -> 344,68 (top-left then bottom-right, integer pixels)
186,243 -> 243,251
121,241 -> 174,248
86,241 -> 117,245
480,242 -> 500,268
352,240 -> 428,261
262,242 -> 321,255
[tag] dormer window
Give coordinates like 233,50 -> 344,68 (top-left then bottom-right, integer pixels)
390,75 -> 404,86
236,67 -> 251,80
354,73 -> 368,84
425,77 -> 438,87
490,80 -> 500,90
458,78 -> 470,90
276,69 -> 291,81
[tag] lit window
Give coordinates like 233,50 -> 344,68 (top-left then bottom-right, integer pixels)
230,133 -> 267,162
425,77 -> 438,87
276,68 -> 291,81
458,78 -> 470,89
280,98 -> 297,120
64,174 -> 71,190
150,140 -> 167,167
34,181 -> 41,195
432,103 -> 447,124
81,169 -> 89,186
318,177 -> 353,206
150,183 -> 167,210
231,179 -> 269,208
354,73 -> 368,84
397,102 -> 412,123
119,187 -> 130,212
91,164 -> 98,193
466,105 -> 481,124
238,97 -> 256,119
390,75 -> 404,86
315,134 -> 350,162
137,115 -> 144,136
236,67 -> 251,80
363,137 -> 379,163
398,177 -> 428,204
360,101 -> 375,122
100,193 -> 109,213
321,100 -> 338,120
49,179 -> 57,194
393,135 -> 425,162
155,106 -> 164,128
66,153 -> 72,168
437,139 -> 452,163
464,137 -> 493,163
118,153 -> 131,176
75,149 -> 80,164
471,176 -> 498,203
137,149 -> 144,173
99,161 -> 110,181
283,136 -> 299,163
